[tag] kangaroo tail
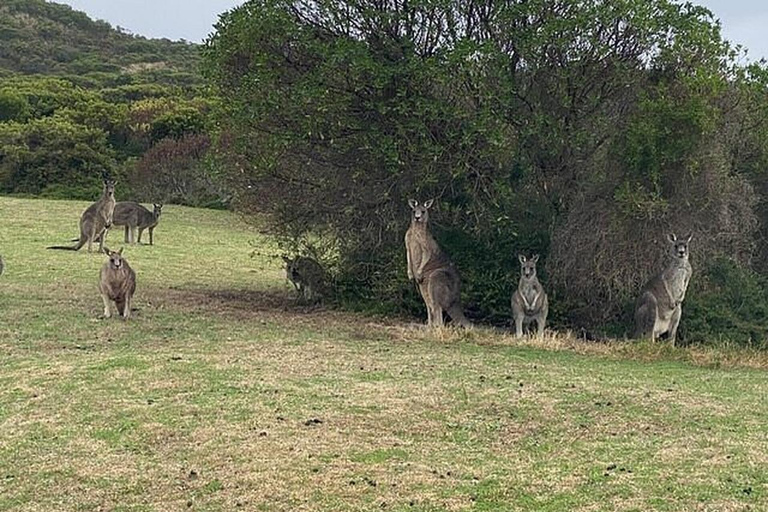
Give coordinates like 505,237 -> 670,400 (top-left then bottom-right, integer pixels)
48,235 -> 87,251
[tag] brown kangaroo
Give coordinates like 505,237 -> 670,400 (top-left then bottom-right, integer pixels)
111,202 -> 163,245
48,179 -> 116,253
634,233 -> 693,345
511,254 -> 549,338
405,199 -> 469,327
99,247 -> 137,320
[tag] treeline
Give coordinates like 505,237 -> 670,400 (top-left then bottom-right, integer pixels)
0,0 -> 200,87
203,0 -> 768,345
0,77 -> 223,207
0,1 -> 224,207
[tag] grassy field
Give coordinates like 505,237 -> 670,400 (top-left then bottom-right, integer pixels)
1,196 -> 767,512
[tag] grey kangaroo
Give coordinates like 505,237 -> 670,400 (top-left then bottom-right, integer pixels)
282,255 -> 326,302
634,233 -> 693,345
111,202 -> 163,245
511,254 -> 549,338
48,178 -> 116,253
99,247 -> 136,320
405,199 -> 469,327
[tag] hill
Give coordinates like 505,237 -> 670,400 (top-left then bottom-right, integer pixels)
0,0 -> 201,87
1,196 -> 767,510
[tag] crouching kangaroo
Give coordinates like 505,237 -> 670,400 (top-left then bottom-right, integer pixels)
634,233 -> 693,345
99,247 -> 136,319
48,178 -> 116,253
511,254 -> 548,338
112,202 -> 163,245
282,255 -> 327,302
405,199 -> 469,327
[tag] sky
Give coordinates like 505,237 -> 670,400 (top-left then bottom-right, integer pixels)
56,0 -> 767,62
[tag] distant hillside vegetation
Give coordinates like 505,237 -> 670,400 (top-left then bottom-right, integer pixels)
0,0 -> 201,87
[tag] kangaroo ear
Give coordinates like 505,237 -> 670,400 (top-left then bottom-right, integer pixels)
118,247 -> 124,255
518,254 -> 527,264
281,256 -> 291,263
408,199 -> 418,209
423,199 -> 434,209
667,233 -> 677,243
532,254 -> 540,263
685,232 -> 693,243
102,246 -> 110,255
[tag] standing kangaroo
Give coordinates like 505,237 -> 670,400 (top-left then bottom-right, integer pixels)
405,199 -> 469,327
111,202 -> 163,245
99,247 -> 136,320
48,178 -> 116,253
634,233 -> 693,345
511,254 -> 549,338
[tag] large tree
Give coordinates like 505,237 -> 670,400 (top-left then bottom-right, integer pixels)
204,0 -> 768,341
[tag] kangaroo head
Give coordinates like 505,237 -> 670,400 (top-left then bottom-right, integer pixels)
103,179 -> 116,198
518,254 -> 539,279
103,247 -> 126,270
282,256 -> 300,282
408,199 -> 434,224
667,233 -> 692,260
153,204 -> 163,217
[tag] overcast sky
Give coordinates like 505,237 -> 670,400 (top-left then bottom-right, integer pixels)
56,0 -> 767,61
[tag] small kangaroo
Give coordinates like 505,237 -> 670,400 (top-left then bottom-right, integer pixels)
48,178 -> 116,253
634,233 -> 693,345
282,255 -> 326,302
111,202 -> 163,245
99,247 -> 136,320
405,199 -> 469,327
511,254 -> 549,338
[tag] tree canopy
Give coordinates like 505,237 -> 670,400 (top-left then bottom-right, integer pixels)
204,0 -> 768,344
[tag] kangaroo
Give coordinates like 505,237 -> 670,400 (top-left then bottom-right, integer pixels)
634,233 -> 693,345
511,254 -> 549,338
282,255 -> 326,302
405,199 -> 469,327
99,247 -> 137,320
111,202 -> 163,245
48,178 -> 116,253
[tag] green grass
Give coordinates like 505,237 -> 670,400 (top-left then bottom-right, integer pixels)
1,196 -> 767,511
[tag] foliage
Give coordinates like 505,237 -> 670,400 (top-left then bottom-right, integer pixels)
0,77 -> 221,206
683,259 -> 768,349
128,133 -> 225,207
0,115 -> 114,198
204,0 -> 768,344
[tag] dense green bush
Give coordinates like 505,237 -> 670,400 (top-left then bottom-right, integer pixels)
204,0 -> 768,345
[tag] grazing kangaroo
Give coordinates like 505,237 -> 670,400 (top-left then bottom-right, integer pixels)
634,233 -> 693,345
511,254 -> 549,338
282,255 -> 326,302
48,178 -> 116,253
405,199 -> 469,327
111,202 -> 163,245
99,247 -> 136,320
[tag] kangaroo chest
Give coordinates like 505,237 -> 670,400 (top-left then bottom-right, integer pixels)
102,269 -> 133,298
407,227 -> 442,268
662,263 -> 691,305
519,280 -> 542,313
